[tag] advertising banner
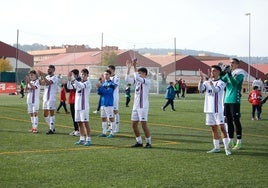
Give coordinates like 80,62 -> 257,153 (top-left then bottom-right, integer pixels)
0,82 -> 17,93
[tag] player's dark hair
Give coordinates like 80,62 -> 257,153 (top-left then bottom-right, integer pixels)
108,65 -> 115,70
138,67 -> 148,76
211,65 -> 222,73
48,65 -> 55,70
29,70 -> 37,75
232,58 -> 240,64
71,69 -> 79,76
253,86 -> 258,90
105,69 -> 112,75
81,68 -> 89,75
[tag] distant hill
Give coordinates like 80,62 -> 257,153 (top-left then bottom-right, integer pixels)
13,43 -> 268,64
136,48 -> 268,64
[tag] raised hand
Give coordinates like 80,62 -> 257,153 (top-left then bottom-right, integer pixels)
37,70 -> 44,77
199,69 -> 204,81
126,59 -> 132,68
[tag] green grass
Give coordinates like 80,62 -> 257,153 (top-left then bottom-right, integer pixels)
0,93 -> 267,188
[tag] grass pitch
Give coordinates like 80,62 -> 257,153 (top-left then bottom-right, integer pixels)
0,93 -> 267,188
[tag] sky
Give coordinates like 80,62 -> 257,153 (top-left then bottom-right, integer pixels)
1,0 -> 268,57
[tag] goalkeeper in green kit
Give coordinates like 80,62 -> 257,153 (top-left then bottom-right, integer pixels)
221,58 -> 245,150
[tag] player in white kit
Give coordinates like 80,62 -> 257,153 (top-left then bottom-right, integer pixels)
107,65 -> 120,133
26,70 -> 40,133
38,65 -> 58,134
125,59 -> 152,148
68,68 -> 92,146
198,65 -> 231,156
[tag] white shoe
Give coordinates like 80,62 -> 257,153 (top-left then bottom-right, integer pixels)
74,131 -> 80,137
69,131 -> 75,136
225,149 -> 231,156
93,110 -> 99,114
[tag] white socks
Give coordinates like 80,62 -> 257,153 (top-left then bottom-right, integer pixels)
213,139 -> 220,149
102,122 -> 107,135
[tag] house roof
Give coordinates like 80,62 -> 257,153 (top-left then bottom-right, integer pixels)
34,51 -> 101,75
144,54 -> 187,67
202,59 -> 268,80
202,59 -> 231,67
146,54 -> 211,77
116,50 -> 161,67
251,64 -> 268,75
0,41 -> 34,67
33,49 -> 161,75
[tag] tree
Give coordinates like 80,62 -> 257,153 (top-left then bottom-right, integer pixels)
0,57 -> 13,72
101,51 -> 117,66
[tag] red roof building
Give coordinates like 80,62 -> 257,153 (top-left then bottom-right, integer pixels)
0,41 -> 34,69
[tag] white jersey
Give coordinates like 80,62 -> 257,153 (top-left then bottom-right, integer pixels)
43,75 -> 58,102
199,79 -> 225,113
252,79 -> 264,91
126,72 -> 150,110
110,74 -> 120,108
27,79 -> 40,106
69,79 -> 91,111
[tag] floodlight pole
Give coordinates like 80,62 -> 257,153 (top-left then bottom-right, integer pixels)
15,29 -> 19,84
245,13 -> 251,92
174,37 -> 176,81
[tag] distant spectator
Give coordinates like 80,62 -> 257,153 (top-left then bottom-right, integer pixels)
181,80 -> 187,98
174,80 -> 180,99
125,83 -> 131,107
56,84 -> 69,114
248,86 -> 262,120
20,80 -> 25,98
162,82 -> 176,111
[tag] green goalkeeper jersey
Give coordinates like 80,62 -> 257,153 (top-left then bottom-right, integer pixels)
221,70 -> 244,104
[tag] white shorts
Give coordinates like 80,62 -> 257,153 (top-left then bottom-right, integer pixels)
131,108 -> 148,122
101,106 -> 114,118
75,109 -> 89,122
43,100 -> 56,110
206,113 -> 225,126
27,103 -> 39,114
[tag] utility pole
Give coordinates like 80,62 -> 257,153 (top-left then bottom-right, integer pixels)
15,29 -> 19,84
174,37 -> 177,81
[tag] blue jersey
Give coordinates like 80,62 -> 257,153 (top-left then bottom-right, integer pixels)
98,80 -> 115,107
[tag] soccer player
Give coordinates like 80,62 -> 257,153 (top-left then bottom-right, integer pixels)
67,69 -> 80,137
107,65 -> 120,133
221,58 -> 245,150
125,59 -> 152,148
199,65 -> 231,156
67,68 -> 92,146
25,70 -> 40,133
96,70 -> 116,138
38,65 -> 58,134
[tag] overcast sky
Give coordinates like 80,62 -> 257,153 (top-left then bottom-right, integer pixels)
1,0 -> 267,57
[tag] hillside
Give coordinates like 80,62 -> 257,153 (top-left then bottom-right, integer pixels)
13,43 -> 268,64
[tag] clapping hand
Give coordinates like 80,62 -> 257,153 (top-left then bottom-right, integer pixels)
37,70 -> 44,77
199,69 -> 204,81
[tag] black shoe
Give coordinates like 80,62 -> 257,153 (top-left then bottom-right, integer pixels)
161,107 -> 165,111
46,129 -> 54,134
131,142 -> 143,147
144,143 -> 152,148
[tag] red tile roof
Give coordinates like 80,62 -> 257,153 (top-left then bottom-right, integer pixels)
0,41 -> 34,67
251,64 -> 268,74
